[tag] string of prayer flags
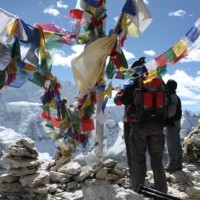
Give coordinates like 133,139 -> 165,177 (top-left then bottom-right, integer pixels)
121,0 -> 153,37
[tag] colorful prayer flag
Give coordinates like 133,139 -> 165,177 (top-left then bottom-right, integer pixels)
172,39 -> 188,58
71,34 -> 117,92
121,0 -> 152,37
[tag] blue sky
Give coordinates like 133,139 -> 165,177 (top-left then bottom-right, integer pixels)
1,0 -> 200,111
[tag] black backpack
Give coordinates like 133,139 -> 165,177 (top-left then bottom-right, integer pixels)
131,78 -> 171,122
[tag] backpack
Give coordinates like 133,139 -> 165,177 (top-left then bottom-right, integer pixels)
131,77 -> 171,122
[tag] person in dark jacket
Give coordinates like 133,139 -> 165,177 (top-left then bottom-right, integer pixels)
114,57 -> 145,183
125,60 -> 168,193
165,79 -> 183,173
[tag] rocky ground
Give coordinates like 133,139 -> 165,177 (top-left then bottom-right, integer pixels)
1,123 -> 200,200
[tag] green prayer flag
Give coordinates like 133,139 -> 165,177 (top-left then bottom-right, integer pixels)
157,65 -> 167,78
164,48 -> 176,62
106,58 -> 115,79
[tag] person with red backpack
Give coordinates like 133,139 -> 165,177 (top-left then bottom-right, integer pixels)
165,79 -> 183,174
126,71 -> 169,193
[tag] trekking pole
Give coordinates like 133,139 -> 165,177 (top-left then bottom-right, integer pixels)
138,185 -> 182,200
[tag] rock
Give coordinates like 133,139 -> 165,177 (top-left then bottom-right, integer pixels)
0,182 -> 26,193
83,179 -> 144,200
105,173 -> 118,181
9,166 -> 38,176
48,183 -> 58,193
58,162 -> 81,175
167,171 -> 188,184
20,171 -> 50,188
103,159 -> 117,168
0,173 -> 19,183
96,167 -> 109,180
67,181 -> 78,190
111,164 -> 127,177
16,138 -> 35,149
73,166 -> 93,182
3,157 -> 40,169
49,171 -> 70,183
8,145 -> 38,158
55,190 -> 83,200
27,184 -> 49,194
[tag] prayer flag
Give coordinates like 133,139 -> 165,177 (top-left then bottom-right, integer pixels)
155,54 -> 168,67
185,25 -> 200,43
145,59 -> 157,72
71,34 -> 117,92
164,48 -> 176,62
121,0 -> 152,37
172,39 -> 188,58
106,58 -> 115,79
122,0 -> 136,16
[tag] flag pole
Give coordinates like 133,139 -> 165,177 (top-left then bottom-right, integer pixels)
94,1 -> 107,166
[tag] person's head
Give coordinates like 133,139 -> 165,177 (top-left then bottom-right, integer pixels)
131,57 -> 146,69
131,57 -> 146,78
167,79 -> 177,94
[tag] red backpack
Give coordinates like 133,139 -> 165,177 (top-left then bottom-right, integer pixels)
132,77 -> 170,122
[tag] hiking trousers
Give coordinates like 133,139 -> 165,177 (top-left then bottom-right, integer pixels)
129,121 -> 168,193
166,123 -> 183,171
124,122 -> 132,169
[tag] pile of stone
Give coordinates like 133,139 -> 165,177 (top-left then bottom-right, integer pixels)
0,138 -> 50,200
47,158 -> 143,200
183,124 -> 200,163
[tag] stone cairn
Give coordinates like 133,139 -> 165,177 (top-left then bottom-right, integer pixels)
0,138 -> 50,200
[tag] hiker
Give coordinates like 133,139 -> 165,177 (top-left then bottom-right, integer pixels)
165,79 -> 183,173
114,57 -> 145,179
127,71 -> 169,193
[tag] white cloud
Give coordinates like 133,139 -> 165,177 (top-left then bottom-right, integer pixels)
122,48 -> 135,60
43,7 -> 60,17
181,49 -> 200,63
53,45 -> 84,67
168,10 -> 187,17
143,0 -> 149,4
144,50 -> 156,56
57,1 -> 68,9
163,70 -> 200,107
113,16 -> 119,22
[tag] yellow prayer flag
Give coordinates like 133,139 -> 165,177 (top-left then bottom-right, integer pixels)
172,39 -> 188,58
81,96 -> 91,109
71,34 -> 117,92
7,18 -> 19,42
99,91 -> 105,101
6,59 -> 17,74
143,69 -> 157,84
22,63 -> 37,72
105,82 -> 113,98
87,5 -> 96,15
121,0 -> 153,37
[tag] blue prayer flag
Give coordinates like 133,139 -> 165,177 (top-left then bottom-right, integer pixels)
122,0 -> 136,16
185,25 -> 200,43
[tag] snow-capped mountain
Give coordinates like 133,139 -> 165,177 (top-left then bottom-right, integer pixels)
0,80 -> 199,164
